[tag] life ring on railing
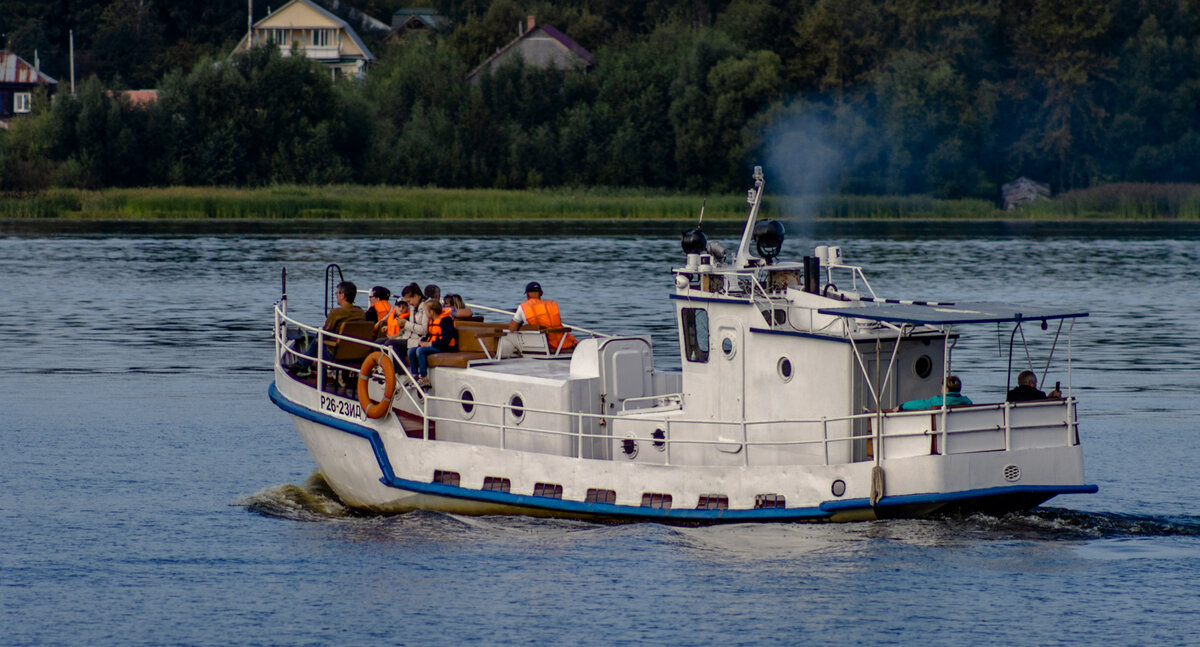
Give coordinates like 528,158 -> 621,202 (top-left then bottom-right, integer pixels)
358,351 -> 396,419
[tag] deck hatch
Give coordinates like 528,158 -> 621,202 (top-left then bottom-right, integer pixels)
586,488 -> 616,504
433,470 -> 461,486
641,493 -> 673,509
483,476 -> 511,492
696,494 -> 729,510
533,482 -> 563,498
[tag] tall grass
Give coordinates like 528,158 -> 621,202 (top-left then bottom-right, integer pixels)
3,183 -> 1198,220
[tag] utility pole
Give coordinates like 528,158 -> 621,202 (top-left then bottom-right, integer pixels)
69,30 -> 75,95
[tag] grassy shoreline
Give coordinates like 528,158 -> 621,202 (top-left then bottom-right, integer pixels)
2,184 -> 1199,221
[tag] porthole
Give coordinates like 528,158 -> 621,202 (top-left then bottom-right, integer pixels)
652,428 -> 667,452
721,336 -> 736,358
831,479 -> 846,497
621,437 -> 639,459
914,354 -> 934,379
777,357 -> 793,382
459,387 -> 475,419
509,393 -> 525,423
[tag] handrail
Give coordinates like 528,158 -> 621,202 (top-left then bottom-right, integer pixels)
466,302 -> 612,340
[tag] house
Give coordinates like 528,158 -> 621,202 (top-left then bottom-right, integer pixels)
233,0 -> 374,79
0,50 -> 57,119
466,16 -> 595,83
1001,177 -> 1051,211
392,8 -> 449,35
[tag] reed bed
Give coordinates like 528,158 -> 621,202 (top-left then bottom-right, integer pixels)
3,183 -> 1198,220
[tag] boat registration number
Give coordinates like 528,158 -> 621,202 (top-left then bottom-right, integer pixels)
321,394 -> 364,420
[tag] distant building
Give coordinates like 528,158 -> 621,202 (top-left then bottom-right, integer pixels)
392,8 -> 449,35
232,0 -> 374,79
1002,177 -> 1051,211
107,89 -> 159,107
467,16 -> 595,83
0,50 -> 57,119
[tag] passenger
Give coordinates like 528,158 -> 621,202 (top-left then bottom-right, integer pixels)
293,281 -> 366,375
407,300 -> 457,388
1007,370 -> 1048,402
506,281 -> 577,351
386,282 -> 424,355
897,375 -> 972,411
424,284 -> 441,305
365,286 -> 391,326
444,294 -> 474,320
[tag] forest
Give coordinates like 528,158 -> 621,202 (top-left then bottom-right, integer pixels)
3,0 -> 1200,201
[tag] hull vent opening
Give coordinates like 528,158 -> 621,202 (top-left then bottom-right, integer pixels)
1003,465 -> 1021,482
754,494 -> 786,509
533,482 -> 563,499
586,488 -> 617,504
696,494 -> 729,510
641,493 -> 673,509
433,470 -> 461,486
483,476 -> 511,492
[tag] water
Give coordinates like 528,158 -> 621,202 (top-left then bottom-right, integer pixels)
3,221 -> 1199,646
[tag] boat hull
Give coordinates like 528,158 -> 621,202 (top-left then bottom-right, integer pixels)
271,379 -> 1096,523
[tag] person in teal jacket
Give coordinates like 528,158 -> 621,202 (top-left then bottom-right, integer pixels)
899,375 -> 972,410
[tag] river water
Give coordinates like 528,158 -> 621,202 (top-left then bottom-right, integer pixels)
3,220 -> 1199,646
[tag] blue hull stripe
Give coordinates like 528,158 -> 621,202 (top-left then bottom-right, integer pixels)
269,381 -> 1097,521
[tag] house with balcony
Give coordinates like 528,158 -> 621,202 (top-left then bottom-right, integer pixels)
233,0 -> 374,79
0,50 -> 57,119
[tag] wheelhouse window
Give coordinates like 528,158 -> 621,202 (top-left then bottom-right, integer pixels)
14,92 -> 31,113
681,308 -> 709,363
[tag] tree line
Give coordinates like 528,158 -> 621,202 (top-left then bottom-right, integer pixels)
3,0 -> 1200,198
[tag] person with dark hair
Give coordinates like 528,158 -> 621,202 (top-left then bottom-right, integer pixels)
407,299 -> 456,389
382,283 -> 422,354
1007,370 -> 1048,402
293,281 -> 365,375
444,294 -> 473,319
898,375 -> 972,410
365,286 -> 391,325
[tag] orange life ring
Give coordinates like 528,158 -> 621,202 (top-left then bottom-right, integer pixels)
358,351 -> 396,419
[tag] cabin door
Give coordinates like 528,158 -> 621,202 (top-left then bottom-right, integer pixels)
599,337 -> 653,416
852,342 -> 899,461
712,317 -> 745,431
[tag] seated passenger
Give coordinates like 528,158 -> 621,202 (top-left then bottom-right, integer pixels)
384,283 -> 423,354
506,281 -> 577,351
365,286 -> 391,325
293,281 -> 366,374
444,294 -> 474,320
898,375 -> 972,411
407,300 -> 456,388
1007,370 -> 1047,402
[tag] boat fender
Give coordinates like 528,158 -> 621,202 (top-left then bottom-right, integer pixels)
357,351 -> 397,419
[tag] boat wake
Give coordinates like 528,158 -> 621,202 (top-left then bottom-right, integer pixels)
234,471 -> 362,521
960,507 -> 1200,540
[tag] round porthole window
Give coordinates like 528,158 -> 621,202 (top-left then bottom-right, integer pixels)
459,388 -> 475,418
831,479 -> 846,497
777,357 -> 793,382
509,394 -> 525,423
721,336 -> 735,357
914,355 -> 934,379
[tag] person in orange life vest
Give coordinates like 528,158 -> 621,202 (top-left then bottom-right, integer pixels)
366,286 -> 392,336
507,281 -> 577,351
407,300 -> 456,388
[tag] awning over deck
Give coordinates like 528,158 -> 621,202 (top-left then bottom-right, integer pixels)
817,301 -> 1088,326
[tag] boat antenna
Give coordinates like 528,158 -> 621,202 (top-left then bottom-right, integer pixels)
733,166 -> 765,269
697,199 -> 706,229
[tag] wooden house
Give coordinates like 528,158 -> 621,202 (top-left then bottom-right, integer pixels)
0,50 -> 57,119
467,16 -> 595,83
233,0 -> 374,79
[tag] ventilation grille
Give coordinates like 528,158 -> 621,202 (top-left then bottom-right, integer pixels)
483,476 -> 510,492
696,494 -> 729,510
586,488 -> 617,504
1003,465 -> 1021,482
641,493 -> 673,509
754,494 -> 786,509
533,482 -> 563,499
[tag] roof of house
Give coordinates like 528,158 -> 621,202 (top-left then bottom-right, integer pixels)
393,8 -> 449,29
236,0 -> 374,61
467,24 -> 595,80
0,50 -> 58,85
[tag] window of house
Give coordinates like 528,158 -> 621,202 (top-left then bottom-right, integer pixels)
271,29 -> 288,44
312,29 -> 330,47
14,92 -> 31,113
681,308 -> 709,363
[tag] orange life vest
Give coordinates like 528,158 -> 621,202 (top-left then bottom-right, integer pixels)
385,307 -> 409,337
371,300 -> 390,322
427,310 -> 457,348
519,298 -> 577,350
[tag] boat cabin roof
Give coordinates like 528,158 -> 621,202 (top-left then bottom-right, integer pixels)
819,301 -> 1088,326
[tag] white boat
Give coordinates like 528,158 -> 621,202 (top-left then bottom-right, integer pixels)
268,167 -> 1097,522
